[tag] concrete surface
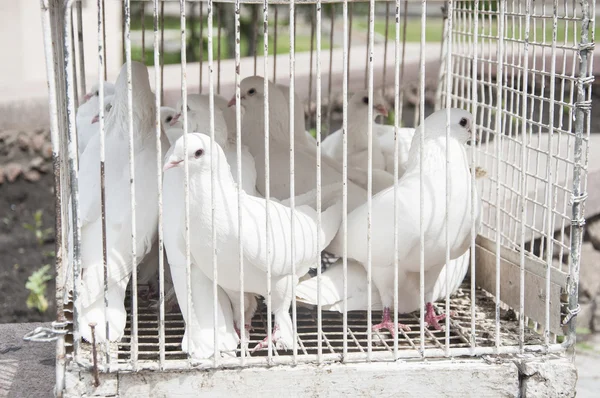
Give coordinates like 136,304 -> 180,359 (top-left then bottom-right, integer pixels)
1,321 -> 598,396
0,322 -> 55,398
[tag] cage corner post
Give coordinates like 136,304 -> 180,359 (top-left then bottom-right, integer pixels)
38,0 -> 75,396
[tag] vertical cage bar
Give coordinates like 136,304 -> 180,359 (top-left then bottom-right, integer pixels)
519,0 -> 532,354
470,0 -> 480,355
288,0 -> 298,364
392,0 -> 401,360
543,0 -> 559,347
101,0 -> 107,79
418,0 -> 427,357
178,0 -> 193,365
566,0 -> 592,346
316,0 -> 324,364
340,0 -> 349,362
70,12 -> 79,109
39,1 -> 67,393
160,1 -> 165,100
263,0 -> 273,363
443,0 -> 454,356
494,0 -> 506,350
62,0 -> 82,362
234,0 -> 246,365
207,0 -> 219,366
95,0 -> 110,367
152,0 -> 165,369
123,0 -> 139,369
366,0 -> 375,362
382,3 -> 390,89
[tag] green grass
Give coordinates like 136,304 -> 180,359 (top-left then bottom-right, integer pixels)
355,18 -> 445,43
133,33 -> 330,66
356,16 -> 600,44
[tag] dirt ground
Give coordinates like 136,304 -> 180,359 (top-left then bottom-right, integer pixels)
0,172 -> 56,323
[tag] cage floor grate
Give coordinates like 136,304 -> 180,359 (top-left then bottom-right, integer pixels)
79,280 -> 545,363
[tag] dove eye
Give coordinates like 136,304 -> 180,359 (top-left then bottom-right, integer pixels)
459,117 -> 468,127
248,88 -> 256,96
194,149 -> 204,158
362,96 -> 369,104
94,90 -> 99,96
166,116 -> 173,123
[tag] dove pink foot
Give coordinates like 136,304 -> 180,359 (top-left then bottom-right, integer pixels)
372,307 -> 411,337
251,325 -> 280,353
425,302 -> 456,330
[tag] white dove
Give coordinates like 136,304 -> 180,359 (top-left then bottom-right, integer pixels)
160,106 -> 182,139
162,135 -> 240,358
296,251 -> 471,330
73,62 -> 168,343
164,132 -> 343,351
231,76 -> 381,211
76,82 -> 115,156
165,94 -> 260,340
321,90 -> 389,172
326,108 -> 481,334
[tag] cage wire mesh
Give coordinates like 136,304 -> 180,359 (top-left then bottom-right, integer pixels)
38,0 -> 594,379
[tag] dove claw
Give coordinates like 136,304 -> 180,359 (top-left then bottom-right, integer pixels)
425,302 -> 450,331
372,307 -> 411,337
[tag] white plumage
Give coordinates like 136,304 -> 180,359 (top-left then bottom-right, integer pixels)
326,108 -> 481,334
164,132 -> 343,350
233,76 -> 385,211
73,62 -> 167,343
321,90 -> 389,172
76,82 -> 115,156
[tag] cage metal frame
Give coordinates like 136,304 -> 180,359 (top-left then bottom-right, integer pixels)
36,0 -> 594,395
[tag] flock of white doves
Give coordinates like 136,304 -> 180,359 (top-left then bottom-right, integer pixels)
69,61 -> 481,358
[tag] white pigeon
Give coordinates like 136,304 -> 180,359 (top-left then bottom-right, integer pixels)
164,132 -> 343,351
326,108 -> 481,334
296,251 -> 471,329
321,90 -> 389,171
231,76 -> 381,211
162,136 -> 240,358
73,62 -> 168,343
76,82 -> 115,156
166,94 -> 260,339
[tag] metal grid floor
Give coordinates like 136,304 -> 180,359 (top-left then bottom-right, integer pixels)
105,281 -> 544,363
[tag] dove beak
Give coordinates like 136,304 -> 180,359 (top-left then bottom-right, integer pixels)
375,104 -> 389,118
163,159 -> 183,172
170,113 -> 181,126
82,93 -> 93,104
91,114 -> 99,124
228,95 -> 245,107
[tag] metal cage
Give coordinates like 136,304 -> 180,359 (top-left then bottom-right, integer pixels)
34,0 -> 594,396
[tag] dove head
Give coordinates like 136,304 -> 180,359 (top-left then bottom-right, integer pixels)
91,95 -> 114,124
163,133 -> 229,177
349,90 -> 389,119
82,81 -> 116,105
109,62 -> 155,132
171,95 -> 229,146
421,108 -> 475,144
160,107 -> 179,130
231,76 -> 288,142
